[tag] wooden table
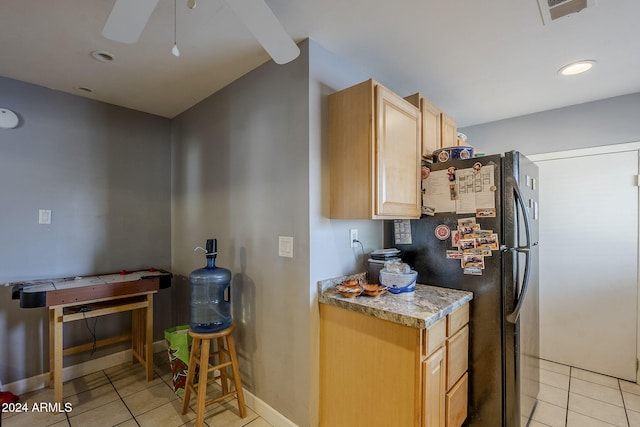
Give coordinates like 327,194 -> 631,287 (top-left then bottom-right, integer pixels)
11,270 -> 171,402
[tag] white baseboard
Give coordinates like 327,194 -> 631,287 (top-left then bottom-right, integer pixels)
3,340 -> 296,426
242,388 -> 298,427
3,345 -> 146,396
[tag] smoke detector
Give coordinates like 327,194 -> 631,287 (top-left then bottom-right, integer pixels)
537,0 -> 597,25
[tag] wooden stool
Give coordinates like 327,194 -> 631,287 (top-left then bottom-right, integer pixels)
181,323 -> 246,427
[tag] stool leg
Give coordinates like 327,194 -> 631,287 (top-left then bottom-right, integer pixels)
217,337 -> 229,394
182,337 -> 200,415
226,334 -> 246,418
195,338 -> 210,427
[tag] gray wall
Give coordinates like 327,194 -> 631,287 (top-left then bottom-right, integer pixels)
170,39 -> 392,427
460,92 -> 640,155
0,77 -> 172,384
171,42 -> 312,425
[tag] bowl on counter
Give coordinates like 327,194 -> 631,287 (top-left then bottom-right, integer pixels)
335,281 -> 363,298
362,283 -> 389,297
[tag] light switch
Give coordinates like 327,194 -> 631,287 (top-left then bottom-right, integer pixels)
39,209 -> 51,225
278,236 -> 293,258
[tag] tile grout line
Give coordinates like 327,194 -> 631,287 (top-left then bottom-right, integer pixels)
64,400 -> 72,427
618,378 -> 631,427
104,368 -> 140,427
565,366 -> 571,427
566,368 -> 630,427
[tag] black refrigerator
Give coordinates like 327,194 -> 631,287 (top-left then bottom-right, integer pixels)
384,151 -> 540,427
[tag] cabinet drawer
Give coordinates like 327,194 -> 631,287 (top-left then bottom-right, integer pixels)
446,373 -> 468,427
423,316 -> 447,357
446,325 -> 469,390
447,303 -> 469,336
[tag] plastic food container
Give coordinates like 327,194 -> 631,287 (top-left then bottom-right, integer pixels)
432,146 -> 474,163
379,270 -> 418,294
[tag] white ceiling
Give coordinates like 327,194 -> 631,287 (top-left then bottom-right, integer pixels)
1,0 -> 639,127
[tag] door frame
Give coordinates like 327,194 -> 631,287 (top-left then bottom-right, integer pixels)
529,141 -> 640,383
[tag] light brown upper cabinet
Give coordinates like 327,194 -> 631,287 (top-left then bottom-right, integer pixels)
405,94 -> 459,158
329,79 -> 421,219
441,113 -> 458,148
405,93 -> 441,158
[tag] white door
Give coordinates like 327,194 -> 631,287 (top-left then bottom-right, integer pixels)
531,144 -> 639,381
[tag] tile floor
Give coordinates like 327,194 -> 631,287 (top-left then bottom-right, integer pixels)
0,351 -> 271,427
531,358 -> 640,427
6,354 -> 640,427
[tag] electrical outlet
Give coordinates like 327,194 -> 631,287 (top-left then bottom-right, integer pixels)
349,229 -> 358,248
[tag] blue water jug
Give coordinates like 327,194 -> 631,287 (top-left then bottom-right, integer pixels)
189,238 -> 232,332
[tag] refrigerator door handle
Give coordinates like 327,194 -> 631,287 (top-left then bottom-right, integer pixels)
506,176 -> 532,324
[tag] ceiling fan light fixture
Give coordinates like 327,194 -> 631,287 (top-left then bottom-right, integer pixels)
558,59 -> 596,76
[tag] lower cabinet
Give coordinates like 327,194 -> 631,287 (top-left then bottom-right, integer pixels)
423,346 -> 447,427
319,302 -> 470,427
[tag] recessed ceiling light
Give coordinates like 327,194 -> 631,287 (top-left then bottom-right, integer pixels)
74,86 -> 94,94
90,50 -> 115,63
558,60 -> 596,76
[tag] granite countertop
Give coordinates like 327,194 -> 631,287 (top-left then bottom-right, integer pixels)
318,273 -> 473,329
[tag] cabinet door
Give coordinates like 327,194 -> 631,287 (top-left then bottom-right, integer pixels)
446,325 -> 469,390
423,346 -> 446,427
446,373 -> 468,427
441,113 -> 458,148
375,85 -> 421,218
421,97 -> 442,157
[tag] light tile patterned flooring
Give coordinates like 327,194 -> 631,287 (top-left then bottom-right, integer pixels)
532,359 -> 640,427
0,351 -> 271,427
6,353 -> 640,427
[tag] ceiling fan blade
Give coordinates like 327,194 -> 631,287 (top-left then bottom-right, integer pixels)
223,0 -> 300,64
102,0 -> 160,44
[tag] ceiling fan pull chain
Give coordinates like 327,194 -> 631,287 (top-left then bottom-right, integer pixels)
172,0 -> 180,57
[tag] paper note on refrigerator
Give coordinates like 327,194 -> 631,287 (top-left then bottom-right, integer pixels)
455,166 -> 496,214
422,170 -> 456,213
423,166 -> 497,214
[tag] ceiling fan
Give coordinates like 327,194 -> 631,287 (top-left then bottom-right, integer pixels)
102,0 -> 300,64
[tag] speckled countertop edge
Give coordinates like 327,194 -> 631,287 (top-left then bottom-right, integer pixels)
317,273 -> 473,329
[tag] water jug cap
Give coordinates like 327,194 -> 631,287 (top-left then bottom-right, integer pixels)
205,238 -> 217,256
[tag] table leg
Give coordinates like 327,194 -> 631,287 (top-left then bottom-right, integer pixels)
49,309 -> 54,387
52,307 -> 63,403
145,293 -> 154,381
